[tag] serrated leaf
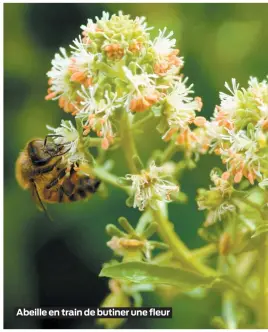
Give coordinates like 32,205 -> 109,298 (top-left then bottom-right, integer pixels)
99,261 -> 217,291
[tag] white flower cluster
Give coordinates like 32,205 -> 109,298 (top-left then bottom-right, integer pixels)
205,76 -> 268,186
47,120 -> 86,164
45,11 -> 203,161
125,161 -> 179,211
197,169 -> 235,226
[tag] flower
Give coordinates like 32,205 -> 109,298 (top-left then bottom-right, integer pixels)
69,36 -> 95,85
165,77 -> 203,129
46,120 -> 86,164
197,169 -> 235,226
46,48 -> 72,101
206,76 -> 268,185
107,236 -> 145,256
123,66 -> 161,112
161,77 -> 204,151
152,28 -> 176,56
76,86 -> 121,149
125,161 -> 179,211
45,12 -> 195,150
152,28 -> 184,77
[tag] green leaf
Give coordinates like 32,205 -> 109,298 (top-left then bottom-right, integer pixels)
99,261 -> 217,291
251,223 -> 268,238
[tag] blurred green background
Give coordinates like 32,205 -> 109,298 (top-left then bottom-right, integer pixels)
4,3 -> 268,329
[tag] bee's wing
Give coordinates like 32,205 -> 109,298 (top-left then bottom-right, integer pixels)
30,181 -> 53,221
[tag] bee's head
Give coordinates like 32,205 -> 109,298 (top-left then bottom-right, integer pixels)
27,138 -> 65,166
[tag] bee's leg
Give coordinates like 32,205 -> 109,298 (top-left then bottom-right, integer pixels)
59,164 -> 76,198
58,186 -> 65,203
31,158 -> 62,176
31,179 -> 53,221
87,178 -> 101,193
45,167 -> 67,190
46,178 -> 59,190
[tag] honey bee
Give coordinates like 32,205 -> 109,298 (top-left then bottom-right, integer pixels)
15,136 -> 101,215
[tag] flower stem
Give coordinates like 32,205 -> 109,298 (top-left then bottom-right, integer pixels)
191,243 -> 217,259
222,290 -> 237,329
131,113 -> 154,130
161,141 -> 178,164
110,111 -> 255,311
151,201 -> 218,277
85,137 -> 121,147
120,112 -> 138,174
93,166 -> 131,194
258,232 -> 268,328
119,113 -> 217,277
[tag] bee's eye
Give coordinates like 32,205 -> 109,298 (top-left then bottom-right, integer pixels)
44,142 -> 58,155
28,140 -> 52,166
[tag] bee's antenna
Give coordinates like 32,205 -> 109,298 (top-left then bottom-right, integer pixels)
54,147 -> 71,157
32,180 -> 53,221
43,135 -> 71,157
44,134 -> 63,147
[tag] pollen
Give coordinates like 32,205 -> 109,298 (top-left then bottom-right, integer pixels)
70,71 -> 87,83
45,92 -> 57,100
194,116 -> 206,127
128,41 -> 142,53
262,119 -> 268,131
154,49 -> 182,76
195,97 -> 203,111
221,171 -> 230,180
234,171 -> 243,183
130,93 -> 158,113
104,44 -> 124,59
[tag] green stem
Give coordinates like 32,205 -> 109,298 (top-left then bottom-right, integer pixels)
161,141 -> 178,164
233,196 -> 266,220
219,277 -> 256,311
135,210 -> 152,235
191,243 -> 217,260
103,111 -> 255,311
131,113 -> 154,130
120,112 -> 138,174
85,137 -> 121,147
258,232 -> 268,328
222,291 -> 237,329
119,113 -> 217,277
151,202 -> 218,277
93,166 -> 131,194
218,256 -> 238,328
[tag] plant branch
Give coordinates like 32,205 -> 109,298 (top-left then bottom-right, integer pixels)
85,137 -> 121,147
258,232 -> 268,328
131,113 -> 154,130
113,108 -> 255,313
93,166 -> 131,194
151,201 -> 218,277
119,113 -> 218,278
191,243 -> 217,260
161,141 -> 178,164
120,112 -> 138,174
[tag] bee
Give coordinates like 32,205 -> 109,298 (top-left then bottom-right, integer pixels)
15,136 -> 101,215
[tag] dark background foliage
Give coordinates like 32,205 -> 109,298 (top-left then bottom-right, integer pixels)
4,3 -> 268,329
